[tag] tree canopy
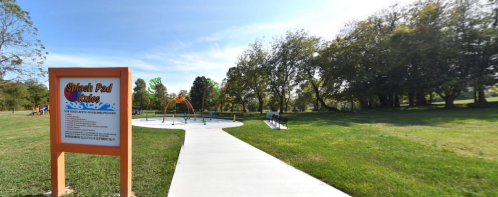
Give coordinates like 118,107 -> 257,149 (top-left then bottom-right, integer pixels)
220,0 -> 498,110
189,76 -> 207,111
0,0 -> 48,80
133,78 -> 149,108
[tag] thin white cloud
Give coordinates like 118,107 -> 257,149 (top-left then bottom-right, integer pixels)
146,44 -> 245,73
196,0 -> 417,43
197,16 -> 313,42
44,44 -> 245,92
46,53 -> 162,71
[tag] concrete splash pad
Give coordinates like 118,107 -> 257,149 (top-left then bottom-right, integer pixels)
132,117 -> 349,197
132,117 -> 243,129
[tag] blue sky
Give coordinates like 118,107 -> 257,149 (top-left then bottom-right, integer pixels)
18,0 -> 415,93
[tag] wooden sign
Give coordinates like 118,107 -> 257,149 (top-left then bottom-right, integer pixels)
49,67 -> 132,197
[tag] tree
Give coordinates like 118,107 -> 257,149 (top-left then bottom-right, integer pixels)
294,82 -> 314,112
0,80 -> 29,109
189,76 -> 207,111
0,0 -> 48,80
147,77 -> 167,110
24,79 -> 47,106
225,0 -> 498,111
321,6 -> 404,109
267,30 -> 307,113
202,78 -> 220,120
237,39 -> 269,114
226,66 -> 249,112
218,78 -> 233,112
460,0 -> 498,103
133,78 -> 149,108
294,32 -> 340,111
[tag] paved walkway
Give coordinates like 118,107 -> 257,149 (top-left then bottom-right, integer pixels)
132,118 -> 349,197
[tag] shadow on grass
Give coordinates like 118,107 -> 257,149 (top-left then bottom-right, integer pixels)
243,107 -> 498,127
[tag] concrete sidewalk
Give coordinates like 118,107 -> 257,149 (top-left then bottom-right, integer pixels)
167,128 -> 350,197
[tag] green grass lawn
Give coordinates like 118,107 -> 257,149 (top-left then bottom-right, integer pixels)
225,108 -> 498,197
0,111 -> 184,196
433,96 -> 498,104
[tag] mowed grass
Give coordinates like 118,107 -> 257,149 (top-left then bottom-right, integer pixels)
224,108 -> 498,197
433,96 -> 498,104
0,111 -> 184,196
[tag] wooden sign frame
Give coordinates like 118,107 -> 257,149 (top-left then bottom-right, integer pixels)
49,67 -> 132,197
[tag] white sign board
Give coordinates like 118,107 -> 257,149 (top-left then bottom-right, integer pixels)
59,78 -> 120,146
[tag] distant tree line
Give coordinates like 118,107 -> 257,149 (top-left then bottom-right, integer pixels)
0,79 -> 48,110
132,76 -> 220,113
133,78 -> 171,110
223,0 -> 498,113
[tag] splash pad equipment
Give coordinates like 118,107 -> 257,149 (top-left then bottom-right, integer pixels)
162,93 -> 196,123
31,102 -> 50,116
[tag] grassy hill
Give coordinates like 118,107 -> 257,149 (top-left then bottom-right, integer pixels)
225,108 -> 498,197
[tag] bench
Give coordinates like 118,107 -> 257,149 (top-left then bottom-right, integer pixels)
270,114 -> 278,124
267,114 -> 289,129
278,117 -> 288,128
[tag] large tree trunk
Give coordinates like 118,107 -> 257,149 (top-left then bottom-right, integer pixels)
242,101 -> 246,112
416,92 -> 428,105
305,68 -> 338,111
408,92 -> 415,106
378,94 -> 388,107
309,80 -> 339,111
394,94 -> 400,107
279,95 -> 284,113
388,94 -> 394,107
285,96 -> 289,112
444,96 -> 456,108
439,88 -> 461,109
473,84 -> 478,103
477,88 -> 487,103
368,96 -> 374,108
359,98 -> 368,110
350,97 -> 354,112
257,93 -> 263,114
315,99 -> 318,111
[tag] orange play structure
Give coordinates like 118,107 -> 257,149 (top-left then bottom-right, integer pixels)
162,93 -> 196,123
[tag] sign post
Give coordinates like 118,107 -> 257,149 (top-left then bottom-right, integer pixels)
49,67 -> 132,197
